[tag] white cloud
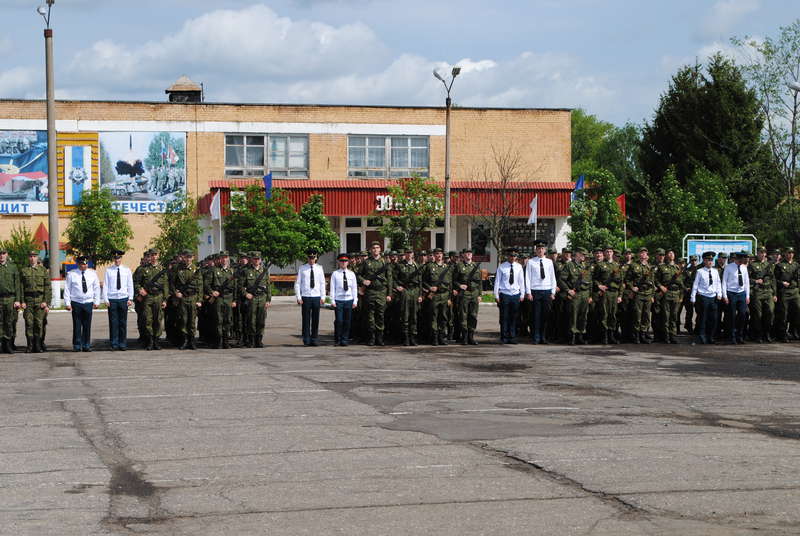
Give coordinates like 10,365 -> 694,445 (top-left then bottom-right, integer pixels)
0,66 -> 39,97
700,0 -> 760,40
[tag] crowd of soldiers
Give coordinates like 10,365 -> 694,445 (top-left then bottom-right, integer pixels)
525,244 -> 800,346
149,166 -> 185,197
0,248 -> 50,354
132,248 -> 271,351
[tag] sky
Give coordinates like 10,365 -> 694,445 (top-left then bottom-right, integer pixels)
0,0 -> 794,125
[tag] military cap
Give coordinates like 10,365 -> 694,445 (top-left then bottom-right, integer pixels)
150,247 -> 160,254
405,248 -> 415,254
638,247 -> 648,253
179,249 -> 193,256
547,248 -> 557,255
337,253 -> 350,261
419,250 -> 429,256
533,240 -> 546,248
689,255 -> 698,261
369,241 -> 382,248
76,256 -> 88,264
561,247 -> 572,254
702,251 -> 715,259
28,250 -> 39,256
737,250 -> 749,258
504,247 -> 519,255
432,247 -> 444,253
757,246 -> 767,253
593,246 -> 603,253
519,251 -> 529,259
306,248 -> 318,256
111,249 -> 125,257
574,247 -> 588,255
613,249 -> 621,256
0,247 -> 7,254
623,248 -> 632,254
250,251 -> 261,258
677,258 -> 686,264
461,247 -> 473,254
769,249 -> 780,255
359,251 -> 368,256
654,248 -> 665,255
717,252 -> 728,258
218,250 -> 229,257
665,247 -> 676,254
446,251 -> 456,257
603,244 -> 614,251
785,247 -> 795,253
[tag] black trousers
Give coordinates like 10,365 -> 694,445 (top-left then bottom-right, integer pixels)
107,298 -> 128,349
499,293 -> 521,342
695,295 -> 718,344
71,301 -> 93,350
530,290 -> 552,342
301,296 -> 321,344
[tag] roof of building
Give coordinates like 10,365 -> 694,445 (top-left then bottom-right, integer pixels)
166,76 -> 201,92
209,179 -> 575,190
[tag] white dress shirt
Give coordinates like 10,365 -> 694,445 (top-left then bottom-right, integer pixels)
64,268 -> 101,306
294,263 -> 326,299
329,268 -> 358,306
103,264 -> 134,302
691,266 -> 723,302
524,256 -> 557,295
494,261 -> 525,299
721,262 -> 750,299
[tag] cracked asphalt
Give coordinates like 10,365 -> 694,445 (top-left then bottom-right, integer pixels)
2,304 -> 800,535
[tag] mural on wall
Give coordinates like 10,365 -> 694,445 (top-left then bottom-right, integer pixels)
99,131 -> 186,213
64,145 -> 92,206
0,130 -> 48,214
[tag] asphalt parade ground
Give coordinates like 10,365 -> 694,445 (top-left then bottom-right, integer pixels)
2,302 -> 800,535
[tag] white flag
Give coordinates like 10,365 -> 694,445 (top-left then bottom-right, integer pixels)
527,195 -> 538,225
210,190 -> 221,221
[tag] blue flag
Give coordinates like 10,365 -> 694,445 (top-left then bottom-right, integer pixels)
571,174 -> 585,201
263,172 -> 273,200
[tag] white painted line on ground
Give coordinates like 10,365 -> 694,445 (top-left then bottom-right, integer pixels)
54,388 -> 329,402
388,407 -> 579,415
37,369 -> 417,382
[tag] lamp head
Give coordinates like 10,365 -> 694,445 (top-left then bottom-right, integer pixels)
432,69 -> 445,82
451,66 -> 461,77
37,5 -> 47,15
788,81 -> 800,92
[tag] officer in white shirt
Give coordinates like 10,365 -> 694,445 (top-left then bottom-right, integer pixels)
690,251 -> 723,345
294,249 -> 326,346
493,247 -> 525,344
329,253 -> 358,346
722,251 -> 750,344
524,240 -> 557,344
104,249 -> 134,350
64,256 -> 101,352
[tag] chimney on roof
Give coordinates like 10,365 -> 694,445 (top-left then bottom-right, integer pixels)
166,75 -> 203,103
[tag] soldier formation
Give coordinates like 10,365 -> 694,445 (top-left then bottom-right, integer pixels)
4,240 -> 799,352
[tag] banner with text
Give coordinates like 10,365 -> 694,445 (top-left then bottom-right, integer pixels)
99,131 -> 186,213
0,130 -> 49,214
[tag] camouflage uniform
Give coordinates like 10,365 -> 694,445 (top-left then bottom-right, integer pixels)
421,259 -> 453,345
133,258 -> 170,349
454,257 -> 482,345
169,257 -> 203,349
748,251 -> 776,343
356,255 -> 393,346
625,256 -> 656,343
239,253 -> 271,348
655,260 -> 683,343
394,256 -> 421,346
20,255 -> 50,353
0,257 -> 21,353
557,254 -> 593,344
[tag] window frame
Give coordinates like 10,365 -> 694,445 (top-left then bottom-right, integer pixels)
224,134 -> 309,178
347,135 -> 429,178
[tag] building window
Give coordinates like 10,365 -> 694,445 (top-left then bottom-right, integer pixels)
225,134 -> 308,178
345,217 -> 362,228
348,136 -> 428,178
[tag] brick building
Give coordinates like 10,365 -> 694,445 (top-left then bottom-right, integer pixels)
0,79 -> 573,270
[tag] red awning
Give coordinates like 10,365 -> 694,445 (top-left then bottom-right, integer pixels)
201,179 -> 574,218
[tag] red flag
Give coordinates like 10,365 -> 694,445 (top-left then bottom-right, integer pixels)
616,194 -> 626,217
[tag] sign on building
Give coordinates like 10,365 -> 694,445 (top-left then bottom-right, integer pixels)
99,131 -> 186,213
0,130 -> 49,214
683,234 -> 756,260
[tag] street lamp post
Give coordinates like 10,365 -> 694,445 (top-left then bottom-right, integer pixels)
433,66 -> 460,252
38,1 -> 59,289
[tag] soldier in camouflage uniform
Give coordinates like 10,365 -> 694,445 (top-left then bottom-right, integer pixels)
169,250 -> 203,350
421,248 -> 454,346
20,250 -> 49,353
231,253 -> 250,346
557,247 -> 593,345
655,248 -> 683,344
592,246 -> 622,344
239,251 -> 271,348
207,251 -> 237,348
133,255 -> 148,343
356,242 -> 393,346
773,247 -> 800,342
133,248 -> 169,350
681,255 -> 699,334
625,247 -> 656,344
748,246 -> 776,343
454,248 -> 482,345
618,249 -> 635,342
448,250 -> 462,342
552,248 -> 571,343
394,248 -> 422,346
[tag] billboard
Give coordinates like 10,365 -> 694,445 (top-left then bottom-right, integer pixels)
686,239 -> 753,260
0,130 -> 49,214
99,131 -> 186,213
64,145 -> 92,206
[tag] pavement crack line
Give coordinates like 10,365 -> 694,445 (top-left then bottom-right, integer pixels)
57,362 -> 174,532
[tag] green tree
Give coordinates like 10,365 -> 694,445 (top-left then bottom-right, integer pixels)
149,193 -> 203,261
377,176 -> 443,250
1,224 -> 39,268
566,166 -> 624,251
299,194 -> 340,255
224,187 -> 307,268
571,108 -> 615,167
64,189 -> 133,266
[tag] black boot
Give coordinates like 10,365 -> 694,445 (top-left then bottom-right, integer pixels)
568,334 -> 576,346
222,338 -> 230,349
468,331 -> 478,345
576,333 -> 585,345
152,339 -> 162,350
403,335 -> 411,346
39,339 -> 47,352
608,330 -> 618,344
25,336 -> 32,353
438,333 -> 448,345
3,338 -> 13,354
33,337 -> 42,353
188,335 -> 197,350
600,332 -> 608,345
376,334 -> 385,346
144,336 -> 153,350
431,332 -> 439,346
639,332 -> 651,344
179,336 -> 189,350
410,336 -> 418,346
367,336 -> 375,346
255,335 -> 264,348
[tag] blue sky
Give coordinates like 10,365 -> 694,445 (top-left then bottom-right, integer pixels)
1,0 -> 794,125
